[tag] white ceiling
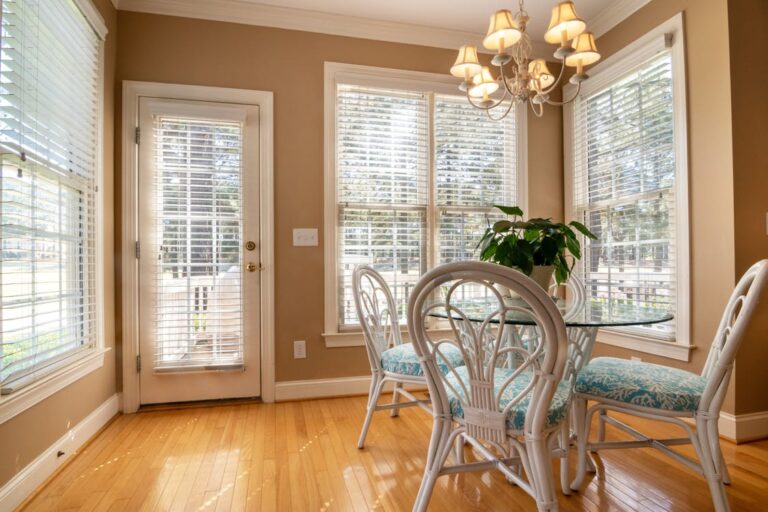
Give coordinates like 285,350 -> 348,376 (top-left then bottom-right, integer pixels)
116,0 -> 650,51
255,0 -> 610,42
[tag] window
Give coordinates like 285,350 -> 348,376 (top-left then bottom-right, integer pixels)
565,15 -> 690,356
0,0 -> 106,398
326,64 -> 522,335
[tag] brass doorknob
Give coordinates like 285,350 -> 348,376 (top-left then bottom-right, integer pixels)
246,262 -> 257,272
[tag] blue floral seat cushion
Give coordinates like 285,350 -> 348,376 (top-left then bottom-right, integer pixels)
575,357 -> 707,413
444,366 -> 571,431
380,343 -> 463,377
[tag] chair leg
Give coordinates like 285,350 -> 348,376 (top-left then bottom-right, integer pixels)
559,422 -> 571,496
527,435 -> 558,512
390,382 -> 403,417
597,409 -> 607,442
413,418 -> 452,512
694,417 -> 731,512
358,373 -> 386,449
454,432 -> 465,464
706,417 -> 731,485
570,396 -> 594,490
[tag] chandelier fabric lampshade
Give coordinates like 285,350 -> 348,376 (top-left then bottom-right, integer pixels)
469,66 -> 499,98
483,9 -> 522,51
450,45 -> 482,79
528,59 -> 556,91
565,32 -> 601,68
544,1 -> 586,44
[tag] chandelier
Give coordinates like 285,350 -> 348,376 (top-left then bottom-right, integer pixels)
450,0 -> 601,120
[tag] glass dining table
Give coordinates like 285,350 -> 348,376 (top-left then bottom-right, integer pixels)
429,295 -> 674,378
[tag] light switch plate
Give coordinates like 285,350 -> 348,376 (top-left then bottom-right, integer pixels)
293,228 -> 318,247
293,340 -> 307,359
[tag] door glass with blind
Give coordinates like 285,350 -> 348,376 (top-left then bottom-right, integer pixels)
1,0 -> 101,394
334,85 -> 518,330
571,52 -> 677,339
138,98 -> 260,405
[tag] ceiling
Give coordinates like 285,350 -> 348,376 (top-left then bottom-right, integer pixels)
254,0 -> 611,42
115,0 -> 650,51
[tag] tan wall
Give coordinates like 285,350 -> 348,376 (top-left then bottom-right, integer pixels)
728,0 -> 768,416
114,12 -> 565,383
587,0 -> 737,398
0,0 -> 118,489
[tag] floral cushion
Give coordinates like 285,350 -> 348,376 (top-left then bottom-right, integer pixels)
575,357 -> 707,412
380,343 -> 463,377
445,366 -> 571,431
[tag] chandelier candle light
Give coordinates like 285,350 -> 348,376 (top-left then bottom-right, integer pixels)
450,0 -> 601,119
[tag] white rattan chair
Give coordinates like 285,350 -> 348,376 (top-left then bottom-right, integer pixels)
570,259 -> 768,512
408,261 -> 569,512
353,265 -> 463,449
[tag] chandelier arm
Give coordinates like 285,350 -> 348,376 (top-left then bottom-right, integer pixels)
543,81 -> 583,106
485,97 -> 518,121
528,100 -> 545,118
539,58 -> 569,96
496,63 -> 516,98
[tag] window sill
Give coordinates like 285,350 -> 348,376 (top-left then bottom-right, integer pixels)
596,329 -> 693,362
323,328 -> 455,348
0,347 -> 110,425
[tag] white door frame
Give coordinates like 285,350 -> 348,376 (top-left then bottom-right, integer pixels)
121,81 -> 275,412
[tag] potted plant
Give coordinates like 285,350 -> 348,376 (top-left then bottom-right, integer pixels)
476,205 -> 597,292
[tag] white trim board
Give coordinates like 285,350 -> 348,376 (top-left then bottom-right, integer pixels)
719,411 -> 768,444
275,376 -> 425,402
0,394 -> 120,511
589,0 -> 652,38
110,0 -> 648,57
120,81 -> 276,412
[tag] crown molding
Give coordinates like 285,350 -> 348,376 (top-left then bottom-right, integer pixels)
116,0 -> 560,56
589,0 -> 652,38
117,0 -> 483,50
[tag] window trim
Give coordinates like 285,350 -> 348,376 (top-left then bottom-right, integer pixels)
323,62 -> 527,347
0,0 -> 109,424
564,13 -> 692,361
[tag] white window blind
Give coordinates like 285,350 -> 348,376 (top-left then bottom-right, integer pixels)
0,0 -> 101,392
335,84 -> 518,329
150,116 -> 245,371
337,85 -> 429,327
572,52 -> 677,339
435,95 -> 517,265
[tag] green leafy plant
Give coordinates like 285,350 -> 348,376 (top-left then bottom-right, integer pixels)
476,205 -> 598,285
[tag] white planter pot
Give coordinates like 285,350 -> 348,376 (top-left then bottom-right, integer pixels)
496,265 -> 554,298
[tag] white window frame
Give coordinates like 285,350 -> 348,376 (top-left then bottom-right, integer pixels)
323,62 -> 527,347
0,0 -> 110,424
564,13 -> 692,361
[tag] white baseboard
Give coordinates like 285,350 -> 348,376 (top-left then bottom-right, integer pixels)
0,394 -> 120,511
718,410 -> 768,443
275,375 -> 425,402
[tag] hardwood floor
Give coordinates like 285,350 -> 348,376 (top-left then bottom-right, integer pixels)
21,395 -> 768,511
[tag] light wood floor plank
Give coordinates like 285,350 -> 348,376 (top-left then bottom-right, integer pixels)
20,395 -> 768,511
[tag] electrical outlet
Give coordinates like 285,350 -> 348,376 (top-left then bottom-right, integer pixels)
630,356 -> 642,362
293,340 -> 307,359
293,228 -> 318,247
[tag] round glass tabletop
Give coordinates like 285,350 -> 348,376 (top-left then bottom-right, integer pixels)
429,297 -> 674,328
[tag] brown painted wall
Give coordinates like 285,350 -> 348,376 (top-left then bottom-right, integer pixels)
114,11 -> 565,383
586,0 -> 737,399
728,0 -> 768,416
0,0 -> 118,488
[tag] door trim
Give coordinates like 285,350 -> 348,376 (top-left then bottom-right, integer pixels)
121,81 -> 275,412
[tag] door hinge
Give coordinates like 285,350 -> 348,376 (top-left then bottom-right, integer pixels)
135,126 -> 141,145
136,354 -> 141,373
135,241 -> 140,259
